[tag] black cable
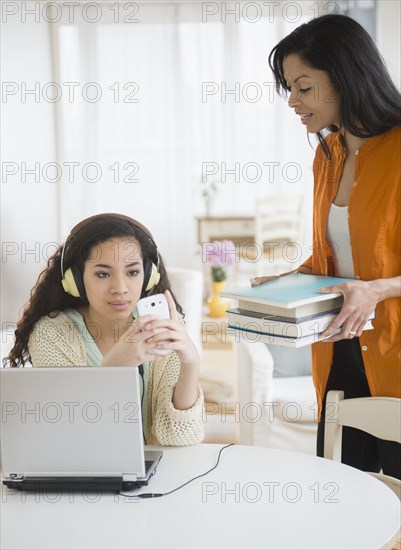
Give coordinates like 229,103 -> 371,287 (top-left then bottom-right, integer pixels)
119,443 -> 235,499
138,365 -> 147,445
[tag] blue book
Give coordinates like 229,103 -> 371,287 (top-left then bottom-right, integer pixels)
220,273 -> 355,319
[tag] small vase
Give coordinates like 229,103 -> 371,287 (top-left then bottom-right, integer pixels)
207,280 -> 228,318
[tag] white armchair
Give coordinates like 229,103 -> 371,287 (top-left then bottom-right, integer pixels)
236,340 -> 318,455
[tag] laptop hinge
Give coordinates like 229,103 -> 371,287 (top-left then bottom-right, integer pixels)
9,474 -> 24,482
122,474 -> 138,482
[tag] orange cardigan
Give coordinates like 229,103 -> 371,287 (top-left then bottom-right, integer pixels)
302,127 -> 401,418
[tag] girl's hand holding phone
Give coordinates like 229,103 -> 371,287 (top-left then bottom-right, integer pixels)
142,290 -> 199,369
101,314 -> 164,367
136,293 -> 171,356
102,290 -> 199,369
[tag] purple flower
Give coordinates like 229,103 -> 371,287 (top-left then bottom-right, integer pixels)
202,241 -> 237,266
201,241 -> 237,281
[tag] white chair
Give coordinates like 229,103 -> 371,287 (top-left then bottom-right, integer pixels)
254,194 -> 304,277
167,267 -> 204,355
324,390 -> 401,499
236,340 -> 317,454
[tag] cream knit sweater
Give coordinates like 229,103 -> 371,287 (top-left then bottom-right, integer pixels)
28,312 -> 205,446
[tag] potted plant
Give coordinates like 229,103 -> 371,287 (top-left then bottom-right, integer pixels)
205,240 -> 236,317
200,178 -> 221,216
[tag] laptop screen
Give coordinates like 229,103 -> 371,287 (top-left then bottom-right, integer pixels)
0,367 -> 147,479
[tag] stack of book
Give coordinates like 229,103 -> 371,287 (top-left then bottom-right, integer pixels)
220,273 -> 374,348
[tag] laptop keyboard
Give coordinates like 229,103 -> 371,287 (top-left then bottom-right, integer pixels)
145,460 -> 154,473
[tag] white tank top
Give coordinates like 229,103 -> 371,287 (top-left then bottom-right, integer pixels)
326,203 -> 355,278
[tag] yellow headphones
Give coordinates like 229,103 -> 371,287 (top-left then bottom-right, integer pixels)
146,262 -> 161,292
60,213 -> 161,299
61,267 -> 81,298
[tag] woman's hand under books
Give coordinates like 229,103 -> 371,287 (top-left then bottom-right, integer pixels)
318,279 -> 383,341
319,276 -> 401,341
250,266 -> 312,287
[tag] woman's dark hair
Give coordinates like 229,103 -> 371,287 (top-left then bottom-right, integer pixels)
7,214 -> 183,368
268,14 -> 401,158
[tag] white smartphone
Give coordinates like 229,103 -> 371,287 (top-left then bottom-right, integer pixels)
136,293 -> 171,356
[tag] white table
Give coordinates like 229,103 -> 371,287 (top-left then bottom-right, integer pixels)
1,444 -> 400,550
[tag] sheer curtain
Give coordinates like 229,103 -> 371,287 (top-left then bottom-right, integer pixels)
51,1 -> 326,270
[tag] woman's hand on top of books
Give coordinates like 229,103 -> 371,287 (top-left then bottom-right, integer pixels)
250,266 -> 312,287
318,279 -> 381,341
250,274 -> 280,287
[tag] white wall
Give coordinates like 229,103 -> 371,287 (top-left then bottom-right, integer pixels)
1,15 -> 57,327
377,0 -> 401,89
1,1 -> 400,329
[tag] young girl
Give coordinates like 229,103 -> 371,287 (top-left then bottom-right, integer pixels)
7,213 -> 204,446
253,14 -> 400,477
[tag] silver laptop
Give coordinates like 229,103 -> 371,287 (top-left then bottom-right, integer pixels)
0,367 -> 163,493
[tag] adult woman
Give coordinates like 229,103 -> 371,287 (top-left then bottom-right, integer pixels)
254,14 -> 400,476
7,213 -> 204,447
